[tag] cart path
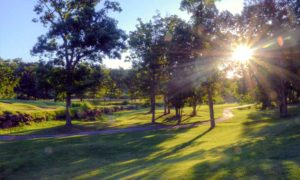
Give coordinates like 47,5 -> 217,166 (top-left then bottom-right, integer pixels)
0,105 -> 252,141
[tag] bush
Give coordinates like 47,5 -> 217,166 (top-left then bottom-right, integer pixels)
71,101 -> 93,111
121,100 -> 129,105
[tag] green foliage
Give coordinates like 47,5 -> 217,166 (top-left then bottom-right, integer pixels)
14,62 -> 38,99
32,0 -> 127,125
166,17 -> 195,118
72,101 -> 93,111
32,0 -> 127,63
0,58 -> 19,98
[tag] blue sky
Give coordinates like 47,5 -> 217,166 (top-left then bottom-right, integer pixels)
0,0 -> 243,69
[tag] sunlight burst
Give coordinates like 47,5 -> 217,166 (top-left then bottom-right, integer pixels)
232,45 -> 254,63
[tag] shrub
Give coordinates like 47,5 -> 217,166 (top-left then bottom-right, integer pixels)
121,100 -> 129,105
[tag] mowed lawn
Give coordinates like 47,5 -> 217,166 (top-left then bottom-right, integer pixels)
1,105 -> 300,179
0,100 -> 65,114
0,103 -> 236,135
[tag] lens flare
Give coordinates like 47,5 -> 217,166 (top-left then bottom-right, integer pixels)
232,45 -> 254,63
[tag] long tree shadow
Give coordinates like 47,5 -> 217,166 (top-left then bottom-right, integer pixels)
3,106 -> 300,179
0,126 -> 196,179
190,130 -> 300,179
243,105 -> 300,138
158,127 -> 213,157
187,105 -> 300,179
155,113 -> 168,120
0,122 -> 216,180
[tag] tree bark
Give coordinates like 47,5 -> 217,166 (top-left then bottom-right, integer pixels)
151,94 -> 156,124
175,107 -> 180,124
207,84 -> 215,128
178,108 -> 182,125
279,93 -> 288,118
65,62 -> 73,127
192,97 -> 197,116
150,69 -> 156,124
65,92 -> 72,127
164,95 -> 167,115
278,79 -> 288,118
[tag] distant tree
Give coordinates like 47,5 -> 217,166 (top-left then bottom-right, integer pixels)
0,58 -> 19,99
73,63 -> 103,101
32,0 -> 126,127
125,68 -> 143,101
109,68 -> 129,98
14,62 -> 38,99
36,61 -> 55,99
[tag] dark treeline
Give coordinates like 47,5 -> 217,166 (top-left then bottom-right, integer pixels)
0,57 -> 133,101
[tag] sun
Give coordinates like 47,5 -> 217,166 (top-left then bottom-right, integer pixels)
232,45 -> 254,63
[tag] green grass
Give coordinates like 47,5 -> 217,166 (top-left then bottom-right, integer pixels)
1,104 -> 300,179
0,99 -> 65,114
0,104 -> 236,135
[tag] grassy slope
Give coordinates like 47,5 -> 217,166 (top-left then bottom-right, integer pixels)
0,104 -> 236,135
0,100 -> 65,114
1,105 -> 300,179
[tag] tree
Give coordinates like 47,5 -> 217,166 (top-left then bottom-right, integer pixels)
14,62 -> 38,99
0,58 -> 19,99
36,61 -> 55,99
109,68 -> 129,98
32,0 -> 126,127
129,14 -> 168,124
73,63 -> 103,101
181,0 -> 220,128
125,68 -> 143,101
166,16 -> 195,123
238,0 -> 300,117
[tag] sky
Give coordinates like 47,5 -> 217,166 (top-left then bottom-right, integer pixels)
0,0 -> 244,69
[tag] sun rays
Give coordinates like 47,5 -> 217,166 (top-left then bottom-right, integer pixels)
232,45 -> 254,63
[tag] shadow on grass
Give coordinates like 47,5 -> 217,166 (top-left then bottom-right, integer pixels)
187,105 -> 300,179
242,105 -> 300,138
0,127 -> 199,179
190,130 -> 300,179
2,105 -> 300,179
162,127 -> 213,156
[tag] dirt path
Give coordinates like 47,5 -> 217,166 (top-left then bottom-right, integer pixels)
0,105 -> 252,141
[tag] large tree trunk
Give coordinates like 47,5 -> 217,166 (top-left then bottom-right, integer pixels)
207,84 -> 215,128
261,89 -> 272,110
279,92 -> 288,118
65,63 -> 73,127
164,95 -> 168,115
192,104 -> 197,116
65,92 -> 72,127
151,93 -> 156,124
192,96 -> 197,116
150,70 -> 156,124
278,79 -> 288,118
178,108 -> 183,125
175,107 -> 181,124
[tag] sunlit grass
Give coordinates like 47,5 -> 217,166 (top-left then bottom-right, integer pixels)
1,105 -> 300,179
0,103 -> 237,135
0,100 -> 65,114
